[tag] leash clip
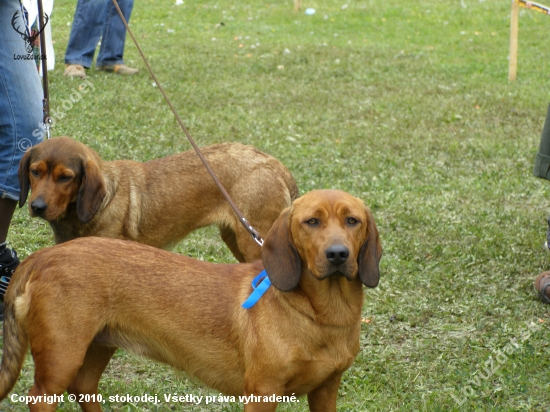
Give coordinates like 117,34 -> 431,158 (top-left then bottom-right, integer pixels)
42,96 -> 52,139
241,218 -> 264,247
44,119 -> 52,140
250,230 -> 264,247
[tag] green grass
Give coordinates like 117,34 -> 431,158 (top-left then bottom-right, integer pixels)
2,0 -> 550,410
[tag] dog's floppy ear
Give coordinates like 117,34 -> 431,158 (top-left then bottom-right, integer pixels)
18,147 -> 34,207
261,208 -> 302,292
358,209 -> 382,288
77,156 -> 106,224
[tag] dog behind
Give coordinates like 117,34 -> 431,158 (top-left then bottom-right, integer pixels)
18,137 -> 299,262
0,189 -> 381,411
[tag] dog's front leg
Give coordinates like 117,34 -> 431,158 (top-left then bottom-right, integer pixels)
243,401 -> 278,412
242,380 -> 281,412
306,372 -> 343,412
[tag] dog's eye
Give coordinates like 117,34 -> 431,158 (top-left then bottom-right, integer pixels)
347,217 -> 359,226
305,218 -> 319,226
30,169 -> 39,177
57,175 -> 72,182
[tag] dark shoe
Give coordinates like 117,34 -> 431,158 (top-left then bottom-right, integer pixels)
534,271 -> 550,304
0,247 -> 19,299
0,247 -> 19,322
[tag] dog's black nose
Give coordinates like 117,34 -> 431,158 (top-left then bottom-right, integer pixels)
31,199 -> 48,215
325,245 -> 349,266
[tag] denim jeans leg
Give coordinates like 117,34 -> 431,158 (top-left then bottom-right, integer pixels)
0,0 -> 43,201
64,0 -> 107,68
96,0 -> 134,66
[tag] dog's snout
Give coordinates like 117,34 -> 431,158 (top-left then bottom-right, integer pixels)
325,244 -> 349,266
31,198 -> 48,215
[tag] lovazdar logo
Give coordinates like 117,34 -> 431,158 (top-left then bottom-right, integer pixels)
11,10 -> 49,55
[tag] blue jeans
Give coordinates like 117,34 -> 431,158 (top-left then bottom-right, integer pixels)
0,0 -> 43,201
65,0 -> 134,68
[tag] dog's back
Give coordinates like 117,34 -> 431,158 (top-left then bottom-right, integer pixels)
18,138 -> 299,262
0,238 -> 265,398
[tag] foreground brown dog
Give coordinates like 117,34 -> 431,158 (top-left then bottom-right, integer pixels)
0,190 -> 381,411
18,137 -> 298,262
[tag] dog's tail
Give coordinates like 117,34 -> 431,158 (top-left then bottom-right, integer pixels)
0,261 -> 32,400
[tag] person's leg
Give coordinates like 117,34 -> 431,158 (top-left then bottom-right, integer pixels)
0,200 -> 16,245
534,104 -> 550,180
534,106 -> 550,252
0,199 -> 19,297
534,105 -> 550,303
64,0 -> 107,68
0,0 -> 43,297
96,0 -> 134,67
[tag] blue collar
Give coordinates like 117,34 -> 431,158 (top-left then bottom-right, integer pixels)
242,270 -> 271,309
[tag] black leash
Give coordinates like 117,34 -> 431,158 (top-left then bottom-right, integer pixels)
110,0 -> 264,247
36,0 -> 51,139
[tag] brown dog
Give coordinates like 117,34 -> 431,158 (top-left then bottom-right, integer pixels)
18,137 -> 298,262
0,190 -> 381,412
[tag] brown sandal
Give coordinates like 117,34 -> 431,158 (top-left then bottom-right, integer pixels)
534,271 -> 550,304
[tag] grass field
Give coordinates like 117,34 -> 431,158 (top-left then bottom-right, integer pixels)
2,0 -> 550,410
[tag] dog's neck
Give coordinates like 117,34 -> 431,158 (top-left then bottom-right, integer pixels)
281,271 -> 364,327
48,204 -> 90,243
48,176 -> 117,244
